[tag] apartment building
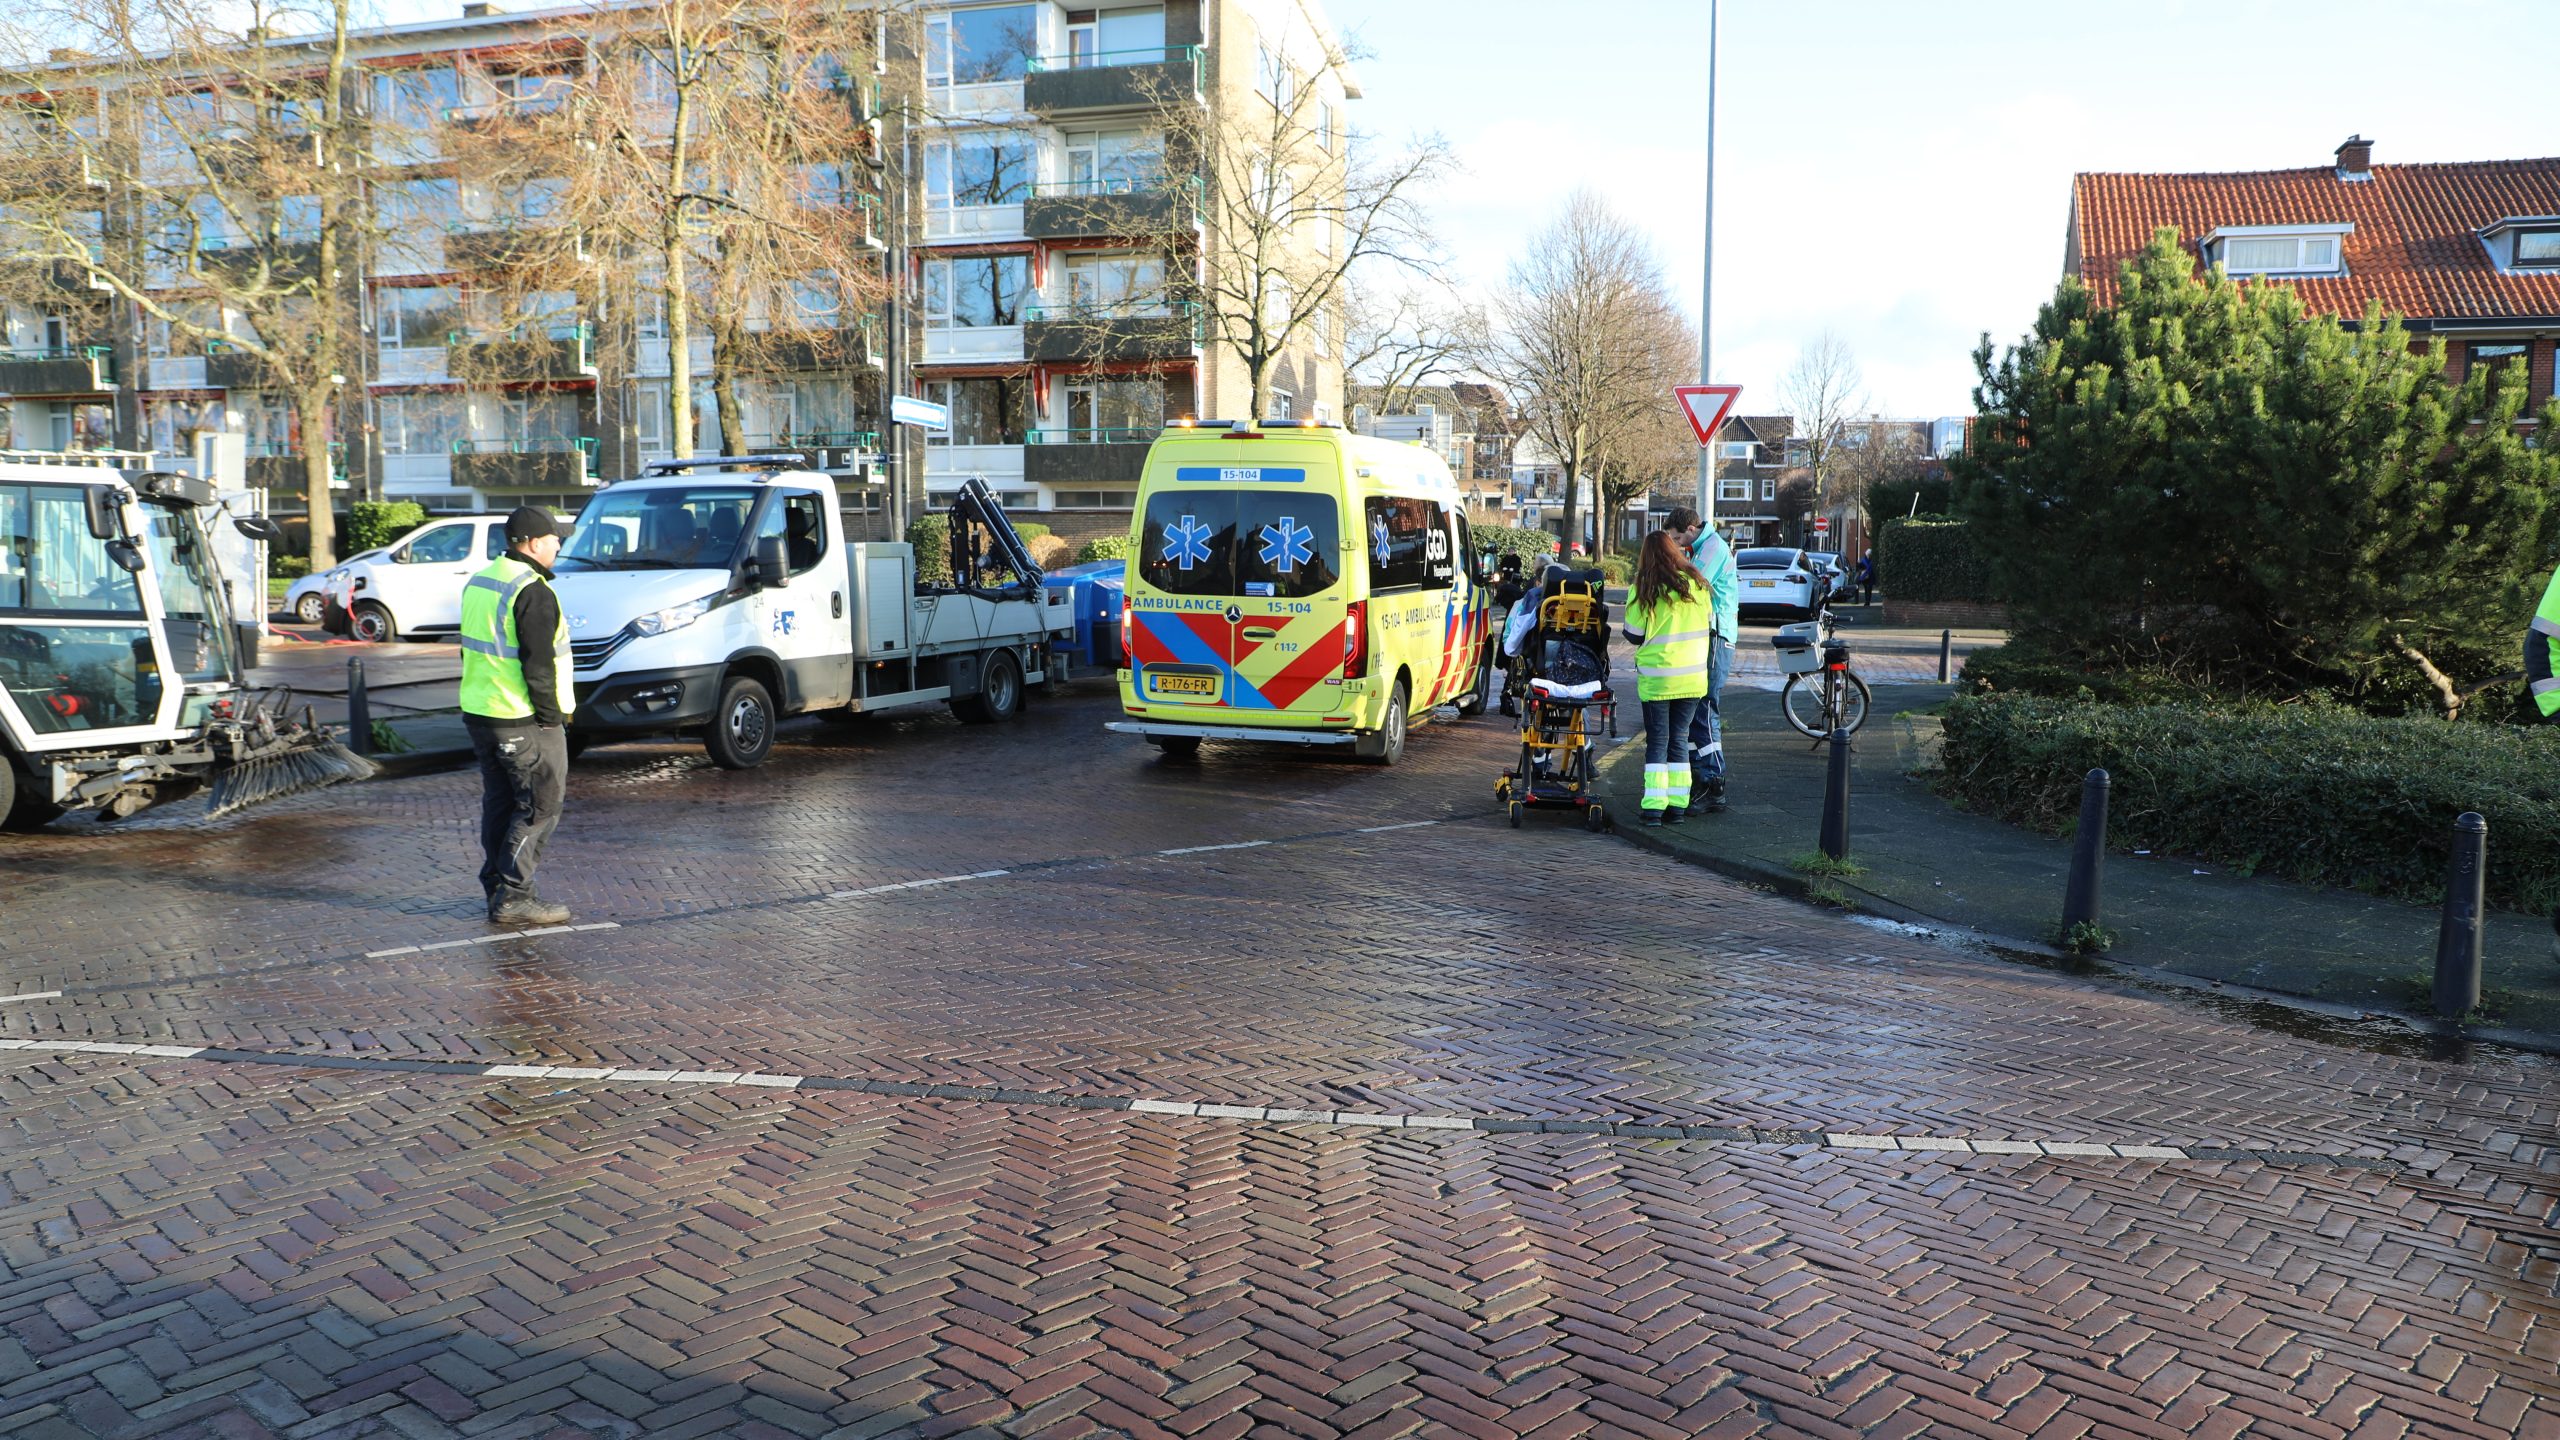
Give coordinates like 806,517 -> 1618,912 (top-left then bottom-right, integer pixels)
0,0 -> 1352,545
913,0 -> 1352,538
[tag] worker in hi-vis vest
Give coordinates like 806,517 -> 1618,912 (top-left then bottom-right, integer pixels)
2530,564 -> 2560,961
460,505 -> 577,926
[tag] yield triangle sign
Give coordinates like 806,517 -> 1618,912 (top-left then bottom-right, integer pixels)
1673,384 -> 1743,446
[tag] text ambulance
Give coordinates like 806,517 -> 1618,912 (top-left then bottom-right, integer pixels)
1106,420 -> 1496,765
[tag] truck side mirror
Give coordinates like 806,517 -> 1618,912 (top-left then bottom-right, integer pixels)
84,486 -> 123,540
104,538 -> 146,574
750,535 -> 789,590
232,515 -> 285,544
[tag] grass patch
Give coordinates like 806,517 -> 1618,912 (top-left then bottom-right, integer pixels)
1802,879 -> 1852,909
2054,920 -> 2117,954
1789,852 -> 1868,878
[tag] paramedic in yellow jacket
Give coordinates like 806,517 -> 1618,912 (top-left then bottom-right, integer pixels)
2533,564 -> 2560,960
1620,530 -> 1715,827
460,505 -> 577,927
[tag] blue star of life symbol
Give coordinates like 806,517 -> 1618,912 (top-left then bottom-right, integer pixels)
1258,516 -> 1315,573
1371,516 -> 1391,557
1162,513 -> 1213,571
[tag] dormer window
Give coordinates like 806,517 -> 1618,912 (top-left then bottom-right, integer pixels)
2207,225 -> 2351,277
2475,217 -> 2560,273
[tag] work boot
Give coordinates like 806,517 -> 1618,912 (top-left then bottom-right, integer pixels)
1697,780 -> 1729,814
1643,810 -> 1663,828
489,896 -> 572,927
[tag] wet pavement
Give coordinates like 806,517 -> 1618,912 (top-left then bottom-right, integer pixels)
1,673 -> 2555,1438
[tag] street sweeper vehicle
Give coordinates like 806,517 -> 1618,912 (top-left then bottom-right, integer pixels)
0,453 -> 376,828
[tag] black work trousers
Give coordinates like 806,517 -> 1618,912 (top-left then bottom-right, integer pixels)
466,716 -> 568,909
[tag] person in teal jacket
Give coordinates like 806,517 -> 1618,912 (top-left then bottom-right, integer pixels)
2533,564 -> 2560,960
1665,507 -> 1737,812
1621,530 -> 1715,826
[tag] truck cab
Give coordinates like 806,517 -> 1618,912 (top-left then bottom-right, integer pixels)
0,453 -> 365,826
556,457 -> 1072,768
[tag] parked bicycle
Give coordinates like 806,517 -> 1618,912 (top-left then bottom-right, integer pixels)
1777,610 -> 1870,741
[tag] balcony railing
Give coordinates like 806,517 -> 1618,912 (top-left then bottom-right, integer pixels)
1020,300 -> 1201,363
1022,175 -> 1201,238
0,344 -> 116,392
450,436 -> 599,458
1024,45 -> 1203,112
450,436 -> 599,491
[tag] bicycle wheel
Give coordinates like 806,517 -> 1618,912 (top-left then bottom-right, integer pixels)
1779,675 -> 1827,738
1835,672 -> 1873,736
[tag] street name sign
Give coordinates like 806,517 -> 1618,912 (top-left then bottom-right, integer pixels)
891,395 -> 950,431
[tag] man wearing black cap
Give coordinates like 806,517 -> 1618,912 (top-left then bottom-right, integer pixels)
458,505 -> 577,926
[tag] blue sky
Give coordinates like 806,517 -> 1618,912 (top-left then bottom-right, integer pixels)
1325,0 -> 2560,418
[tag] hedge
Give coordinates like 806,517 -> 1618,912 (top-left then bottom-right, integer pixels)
1077,533 -> 1137,563
905,514 -> 952,585
1936,693 -> 2560,912
1875,517 -> 1990,604
345,501 -> 427,555
1474,523 -> 1556,566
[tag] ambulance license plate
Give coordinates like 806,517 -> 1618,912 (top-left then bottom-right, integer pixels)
1151,673 -> 1216,695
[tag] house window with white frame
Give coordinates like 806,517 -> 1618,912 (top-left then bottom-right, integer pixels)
1760,476 -> 1776,502
1061,127 -> 1163,194
1267,387 -> 1293,421
925,132 -> 1035,209
1059,251 -> 1165,316
634,380 -> 669,455
1718,441 -> 1753,460
1064,6 -> 1166,66
925,254 -> 1028,327
2217,231 -> 2344,276
1719,475 -> 1749,502
925,5 -> 1039,86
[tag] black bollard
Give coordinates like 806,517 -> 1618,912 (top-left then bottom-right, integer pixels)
2433,812 -> 2487,1018
347,656 -> 373,758
1937,628 -> 1953,683
1820,727 -> 1851,860
2062,769 -> 2110,928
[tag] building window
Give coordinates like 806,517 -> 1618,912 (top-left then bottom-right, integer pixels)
2516,230 -> 2560,267
1267,388 -> 1293,421
370,65 -> 457,128
1318,100 -> 1335,150
926,5 -> 1039,86
2470,344 -> 2528,384
1053,487 -> 1136,509
931,256 -> 1029,330
379,391 -> 466,455
924,376 -> 1029,447
634,381 -> 669,454
1061,127 -> 1163,193
1719,477 -> 1748,501
2219,232 -> 2342,275
1062,375 -> 1174,439
925,133 -> 1034,208
1064,6 -> 1166,65
379,286 -> 460,348
1760,477 -> 1776,502
1058,251 -> 1166,315
1718,441 -> 1753,460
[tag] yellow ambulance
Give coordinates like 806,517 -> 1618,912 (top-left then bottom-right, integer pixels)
1106,419 -> 1498,764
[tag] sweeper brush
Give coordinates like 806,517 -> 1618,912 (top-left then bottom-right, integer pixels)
203,696 -> 382,819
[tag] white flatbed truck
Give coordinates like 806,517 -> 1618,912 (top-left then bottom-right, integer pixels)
557,459 -> 1074,767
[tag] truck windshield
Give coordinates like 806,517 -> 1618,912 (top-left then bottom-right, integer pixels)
0,484 -> 143,616
559,487 -> 758,570
143,504 -> 238,685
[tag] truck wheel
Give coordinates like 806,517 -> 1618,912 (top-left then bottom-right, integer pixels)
351,601 -> 397,643
1151,736 -> 1201,760
0,765 -> 62,832
704,675 -> 776,769
953,649 -> 1022,724
294,593 -> 326,625
1358,678 -> 1410,766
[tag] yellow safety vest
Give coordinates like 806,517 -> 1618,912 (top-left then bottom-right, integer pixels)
2530,567 -> 2560,720
1625,585 -> 1714,702
458,555 -> 572,722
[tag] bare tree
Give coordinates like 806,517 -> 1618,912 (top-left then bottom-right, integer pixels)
1045,33 -> 1446,421
1342,273 -> 1480,418
0,0 -> 369,565
1833,419 -> 1928,539
1778,330 -> 1865,538
1488,190 -> 1678,553
446,0 -> 895,462
1584,296 -> 1695,556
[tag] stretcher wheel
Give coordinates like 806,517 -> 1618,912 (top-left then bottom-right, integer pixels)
1496,777 -> 1512,801
1507,801 -> 1524,828
1584,804 -> 1606,833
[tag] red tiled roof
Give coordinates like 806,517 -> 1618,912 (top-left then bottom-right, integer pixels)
2071,157 -> 2560,322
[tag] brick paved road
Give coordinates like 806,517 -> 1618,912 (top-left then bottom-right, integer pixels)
2,680 -> 2555,1438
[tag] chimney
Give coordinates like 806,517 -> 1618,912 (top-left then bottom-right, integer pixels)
462,1 -> 501,15
2335,134 -> 2374,181
46,46 -> 91,63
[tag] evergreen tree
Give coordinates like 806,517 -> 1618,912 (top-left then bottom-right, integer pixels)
1955,228 -> 2560,714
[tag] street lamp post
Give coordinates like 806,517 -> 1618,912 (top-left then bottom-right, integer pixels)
1692,0 -> 1717,521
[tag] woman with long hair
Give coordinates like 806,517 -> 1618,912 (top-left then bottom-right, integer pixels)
1621,530 -> 1715,825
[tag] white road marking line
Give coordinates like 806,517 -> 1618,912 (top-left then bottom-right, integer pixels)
0,991 -> 62,1004
1355,821 -> 1441,834
1828,1133 -> 1899,1149
364,922 -> 622,961
1157,841 -> 1272,856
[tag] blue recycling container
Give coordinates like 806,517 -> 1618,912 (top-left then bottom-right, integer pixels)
1042,559 -> 1127,668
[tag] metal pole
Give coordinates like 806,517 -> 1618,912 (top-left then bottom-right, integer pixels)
1937,628 -> 1952,683
1819,726 -> 1850,860
2062,769 -> 2109,929
1691,0 -> 1717,520
346,656 -> 372,758
2433,812 -> 2487,1017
